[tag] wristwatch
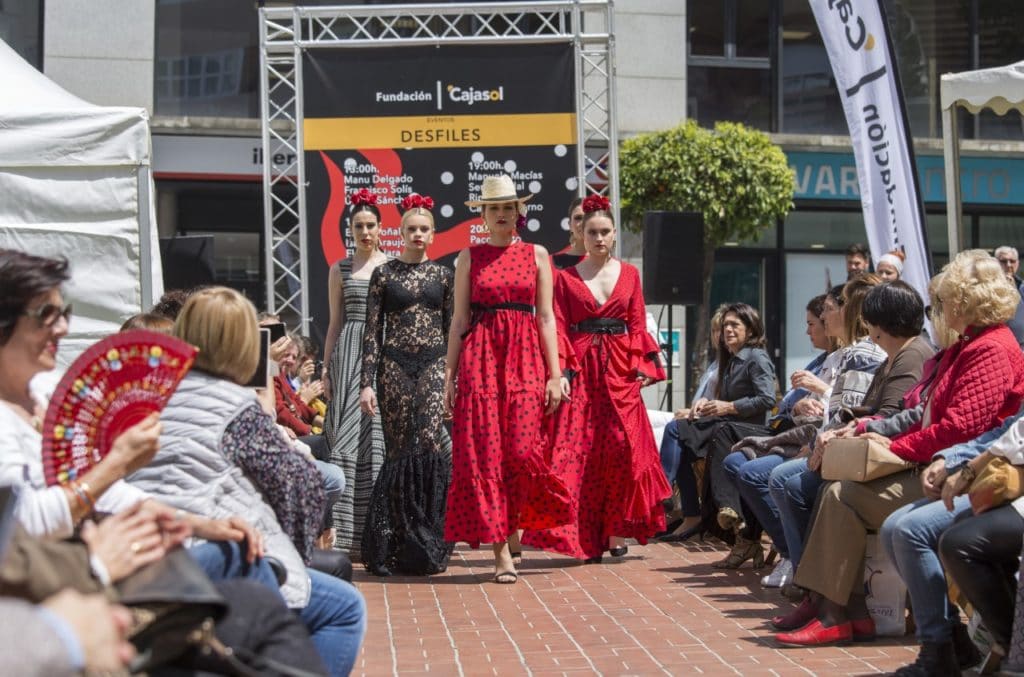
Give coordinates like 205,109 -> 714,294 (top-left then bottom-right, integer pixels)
959,463 -> 977,484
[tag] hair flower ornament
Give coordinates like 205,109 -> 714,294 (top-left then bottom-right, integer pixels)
401,193 -> 435,212
351,188 -> 378,206
581,195 -> 611,214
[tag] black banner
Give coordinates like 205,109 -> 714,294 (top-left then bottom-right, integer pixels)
302,43 -> 577,343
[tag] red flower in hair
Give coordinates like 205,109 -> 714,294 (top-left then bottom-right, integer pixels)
351,188 -> 378,206
401,193 -> 435,212
581,194 -> 611,214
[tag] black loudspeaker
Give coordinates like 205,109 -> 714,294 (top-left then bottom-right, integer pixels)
642,211 -> 704,305
159,235 -> 216,291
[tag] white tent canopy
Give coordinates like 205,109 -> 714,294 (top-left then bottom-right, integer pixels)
0,39 -> 162,367
941,60 -> 1024,255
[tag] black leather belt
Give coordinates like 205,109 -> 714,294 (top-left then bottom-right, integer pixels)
570,318 -> 627,335
461,302 -> 535,339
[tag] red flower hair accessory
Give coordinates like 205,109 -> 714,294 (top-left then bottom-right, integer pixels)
401,193 -> 435,212
582,194 -> 611,214
350,188 -> 378,206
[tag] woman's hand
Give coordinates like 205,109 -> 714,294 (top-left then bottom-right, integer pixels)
298,359 -> 316,384
694,400 -> 735,418
321,366 -> 332,401
941,470 -> 972,511
544,377 -> 563,415
560,376 -> 571,401
443,377 -> 456,420
861,432 -> 892,449
790,370 -> 829,395
833,421 -> 856,438
688,398 -> 709,420
637,374 -> 655,387
792,397 -> 824,418
921,459 -> 948,500
359,386 -> 377,417
189,515 -> 265,563
80,502 -> 187,583
299,380 -> 324,404
107,413 -> 162,476
269,336 -> 293,364
673,408 -> 691,420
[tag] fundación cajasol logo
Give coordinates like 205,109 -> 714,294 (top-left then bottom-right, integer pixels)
374,81 -> 506,111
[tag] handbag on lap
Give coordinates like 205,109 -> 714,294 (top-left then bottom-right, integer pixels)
967,457 -> 1024,515
821,437 -> 914,482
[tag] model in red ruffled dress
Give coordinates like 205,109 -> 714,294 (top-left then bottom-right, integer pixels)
443,175 -> 572,584
524,195 -> 670,562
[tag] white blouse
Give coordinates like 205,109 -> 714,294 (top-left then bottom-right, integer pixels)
0,399 -> 148,539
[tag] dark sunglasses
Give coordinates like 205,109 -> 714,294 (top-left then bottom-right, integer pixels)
23,302 -> 72,327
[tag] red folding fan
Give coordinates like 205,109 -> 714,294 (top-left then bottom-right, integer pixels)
40,329 -> 197,486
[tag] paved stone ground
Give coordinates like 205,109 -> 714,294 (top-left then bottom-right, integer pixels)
351,539 -> 922,676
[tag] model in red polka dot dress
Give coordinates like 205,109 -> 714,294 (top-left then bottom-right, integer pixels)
523,197 -> 670,561
444,176 -> 572,584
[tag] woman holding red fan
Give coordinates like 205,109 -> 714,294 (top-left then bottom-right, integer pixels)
358,193 -> 454,577
528,196 -> 670,562
321,187 -> 389,560
443,175 -> 572,584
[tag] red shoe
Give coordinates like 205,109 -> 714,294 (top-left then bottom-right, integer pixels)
771,597 -> 818,630
776,619 -> 852,647
850,617 -> 876,642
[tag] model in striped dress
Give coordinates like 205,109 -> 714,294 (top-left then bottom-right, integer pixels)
322,190 -> 389,559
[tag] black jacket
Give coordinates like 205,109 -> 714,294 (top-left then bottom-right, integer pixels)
715,346 -> 777,425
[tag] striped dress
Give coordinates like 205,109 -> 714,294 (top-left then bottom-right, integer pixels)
325,256 -> 386,559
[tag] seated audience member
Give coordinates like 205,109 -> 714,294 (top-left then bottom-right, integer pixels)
119,312 -> 175,333
0,504 -> 328,675
0,249 -> 262,563
661,303 -> 776,567
127,287 -> 365,676
758,277 -> 886,574
773,250 -> 1024,649
995,244 -> 1024,348
150,288 -> 192,321
294,334 -> 328,431
276,337 -> 325,438
0,591 -> 134,676
875,250 -> 905,282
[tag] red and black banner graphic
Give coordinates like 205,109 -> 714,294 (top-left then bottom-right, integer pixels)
302,43 -> 577,340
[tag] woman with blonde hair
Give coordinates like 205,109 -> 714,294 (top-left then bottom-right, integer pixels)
358,194 -> 454,577
128,286 -> 367,676
774,251 -> 1024,649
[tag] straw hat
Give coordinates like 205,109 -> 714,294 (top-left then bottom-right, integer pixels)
464,175 -> 533,215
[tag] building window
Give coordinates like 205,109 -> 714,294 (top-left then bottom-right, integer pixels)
0,0 -> 43,69
155,0 -> 259,118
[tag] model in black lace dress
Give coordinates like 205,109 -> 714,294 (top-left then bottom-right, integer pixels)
359,202 -> 454,576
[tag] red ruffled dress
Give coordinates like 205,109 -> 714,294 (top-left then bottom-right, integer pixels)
444,242 -> 573,547
523,261 -> 670,559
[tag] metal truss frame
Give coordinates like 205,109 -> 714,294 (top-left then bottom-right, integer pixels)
259,1 -> 618,330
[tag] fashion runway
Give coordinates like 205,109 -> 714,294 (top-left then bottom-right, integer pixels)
351,540 -> 920,676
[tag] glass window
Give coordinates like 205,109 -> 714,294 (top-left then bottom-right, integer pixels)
689,2 -> 725,57
0,0 -> 43,69
977,214 -> 1024,252
155,0 -> 259,118
784,210 -> 868,250
975,3 -> 1024,140
688,66 -> 772,130
780,0 -> 846,134
736,0 -> 771,58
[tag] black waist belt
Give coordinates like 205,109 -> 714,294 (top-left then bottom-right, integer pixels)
462,302 -> 535,339
571,318 -> 627,335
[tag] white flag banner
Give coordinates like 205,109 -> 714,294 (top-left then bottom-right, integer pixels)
809,0 -> 932,298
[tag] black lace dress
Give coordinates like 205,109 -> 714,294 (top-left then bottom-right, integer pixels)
360,258 -> 454,575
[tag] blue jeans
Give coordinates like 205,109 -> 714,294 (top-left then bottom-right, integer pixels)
188,540 -> 281,592
879,495 -> 971,643
660,419 -> 700,516
300,568 -> 367,677
315,459 -> 346,529
660,418 -> 682,486
728,453 -> 788,558
768,458 -> 823,566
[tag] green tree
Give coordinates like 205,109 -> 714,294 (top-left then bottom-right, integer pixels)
620,120 -> 794,396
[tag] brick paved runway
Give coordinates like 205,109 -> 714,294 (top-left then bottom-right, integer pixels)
351,539 -> 920,676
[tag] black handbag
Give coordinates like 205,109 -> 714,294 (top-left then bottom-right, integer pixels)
116,547 -> 228,673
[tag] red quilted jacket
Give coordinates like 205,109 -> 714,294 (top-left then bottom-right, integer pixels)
890,324 -> 1024,463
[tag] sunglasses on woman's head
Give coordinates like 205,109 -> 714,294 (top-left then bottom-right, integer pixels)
22,302 -> 72,327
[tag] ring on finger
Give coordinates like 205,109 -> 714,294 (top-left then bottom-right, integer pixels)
130,541 -> 142,554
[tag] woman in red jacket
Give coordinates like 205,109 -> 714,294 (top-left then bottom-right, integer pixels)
774,249 -> 1024,647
